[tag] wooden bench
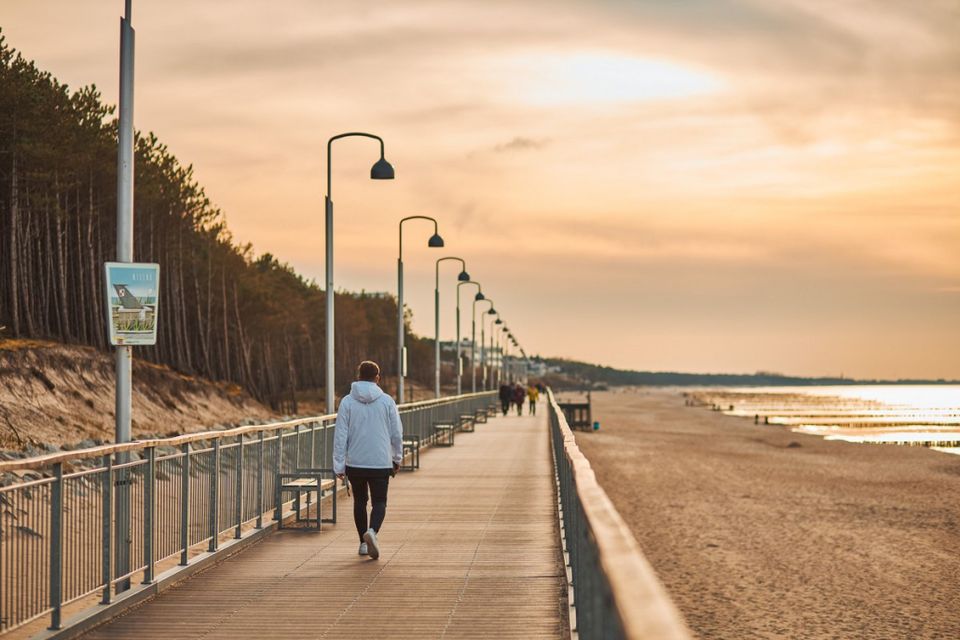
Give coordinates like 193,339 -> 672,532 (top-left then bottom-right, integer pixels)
474,408 -> 487,424
459,413 -> 476,433
486,402 -> 499,417
433,422 -> 456,447
277,468 -> 337,530
402,434 -> 421,471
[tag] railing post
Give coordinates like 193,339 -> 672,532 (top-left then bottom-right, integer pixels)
101,455 -> 114,604
256,431 -> 264,529
320,421 -> 327,469
143,447 -> 156,584
179,444 -> 190,566
48,462 -> 63,630
273,430 -> 283,521
235,436 -> 244,539
295,424 -> 302,469
209,438 -> 221,552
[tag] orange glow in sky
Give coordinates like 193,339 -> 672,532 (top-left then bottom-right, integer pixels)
2,0 -> 958,378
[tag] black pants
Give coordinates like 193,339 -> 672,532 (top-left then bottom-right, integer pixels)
529,399 -> 536,415
346,467 -> 390,542
501,398 -> 510,415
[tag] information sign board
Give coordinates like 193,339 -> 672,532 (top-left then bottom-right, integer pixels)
104,262 -> 160,346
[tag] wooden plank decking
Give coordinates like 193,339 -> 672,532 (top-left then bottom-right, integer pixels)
81,408 -> 568,640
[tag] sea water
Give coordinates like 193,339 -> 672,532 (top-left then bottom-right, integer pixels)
693,385 -> 960,456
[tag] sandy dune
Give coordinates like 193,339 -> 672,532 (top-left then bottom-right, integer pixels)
572,388 -> 960,640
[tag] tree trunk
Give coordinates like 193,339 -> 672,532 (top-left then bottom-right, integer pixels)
8,154 -> 20,335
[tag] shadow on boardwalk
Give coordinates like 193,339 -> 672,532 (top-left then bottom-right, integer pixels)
82,410 -> 568,640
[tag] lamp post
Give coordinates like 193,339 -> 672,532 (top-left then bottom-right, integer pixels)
325,133 -> 394,414
114,0 -> 135,594
502,327 -> 511,382
483,307 -> 498,390
457,281 -> 482,395
494,316 -> 503,387
473,298 -> 494,392
397,216 -> 444,404
434,257 -> 469,398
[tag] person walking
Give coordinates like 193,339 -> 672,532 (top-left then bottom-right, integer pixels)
333,360 -> 403,560
527,384 -> 539,415
498,382 -> 512,416
513,383 -> 525,416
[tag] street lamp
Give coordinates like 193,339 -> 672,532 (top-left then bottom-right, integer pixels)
457,281 -> 482,395
114,0 -> 136,595
502,326 -> 511,382
325,132 -> 394,413
494,316 -> 503,387
483,307 -> 498,390
473,298 -> 494,392
397,216 -> 443,403
434,257 -> 469,398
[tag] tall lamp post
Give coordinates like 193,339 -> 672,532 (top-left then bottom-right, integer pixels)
457,281 -> 482,395
113,0 -> 135,595
325,133 -> 394,414
473,298 -> 494,392
434,257 -> 470,398
493,316 -> 503,387
483,307 -> 498,390
502,327 -> 511,382
397,216 -> 444,404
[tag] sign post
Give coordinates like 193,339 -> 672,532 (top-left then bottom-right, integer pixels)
114,0 -> 136,593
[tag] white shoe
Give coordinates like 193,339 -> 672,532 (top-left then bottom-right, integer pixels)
363,528 -> 380,559
358,542 -> 368,556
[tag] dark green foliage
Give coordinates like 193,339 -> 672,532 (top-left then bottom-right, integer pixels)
540,357 -> 958,387
0,34 -> 430,409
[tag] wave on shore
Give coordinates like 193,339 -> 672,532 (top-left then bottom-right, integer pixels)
690,385 -> 960,455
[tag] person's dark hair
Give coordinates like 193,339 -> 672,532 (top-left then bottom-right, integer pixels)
357,360 -> 380,381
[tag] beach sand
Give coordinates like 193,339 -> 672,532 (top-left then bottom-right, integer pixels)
570,388 -> 960,640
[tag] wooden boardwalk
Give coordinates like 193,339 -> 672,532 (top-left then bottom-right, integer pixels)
82,408 -> 568,640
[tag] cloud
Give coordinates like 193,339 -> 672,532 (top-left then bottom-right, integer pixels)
493,136 -> 551,153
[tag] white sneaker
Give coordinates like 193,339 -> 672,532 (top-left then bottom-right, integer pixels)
363,528 -> 380,559
358,542 -> 368,556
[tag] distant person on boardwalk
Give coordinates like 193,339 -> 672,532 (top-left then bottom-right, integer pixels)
333,360 -> 403,560
513,383 -> 526,416
498,382 -> 512,416
527,384 -> 539,415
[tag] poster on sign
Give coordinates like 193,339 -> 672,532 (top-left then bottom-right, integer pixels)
104,262 -> 160,346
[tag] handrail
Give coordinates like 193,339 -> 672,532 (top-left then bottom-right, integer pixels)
0,390 -> 495,472
547,388 -> 691,640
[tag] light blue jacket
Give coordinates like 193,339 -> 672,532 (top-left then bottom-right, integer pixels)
332,381 -> 403,475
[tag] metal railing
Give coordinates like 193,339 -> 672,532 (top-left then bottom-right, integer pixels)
0,391 -> 496,635
547,389 -> 692,640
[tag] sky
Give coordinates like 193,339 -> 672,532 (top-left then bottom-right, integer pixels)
3,0 -> 959,379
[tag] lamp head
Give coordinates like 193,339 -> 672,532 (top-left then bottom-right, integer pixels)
370,157 -> 395,180
428,233 -> 444,248
458,270 -> 470,282
475,292 -> 485,301
495,318 -> 503,325
487,308 -> 497,315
